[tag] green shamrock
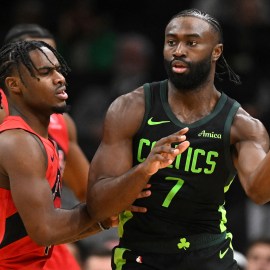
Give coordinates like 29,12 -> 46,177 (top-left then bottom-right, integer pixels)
177,238 -> 190,250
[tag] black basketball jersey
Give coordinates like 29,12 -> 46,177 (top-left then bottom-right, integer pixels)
119,80 -> 240,252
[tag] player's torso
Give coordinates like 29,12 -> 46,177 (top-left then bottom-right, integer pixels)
120,80 -> 240,243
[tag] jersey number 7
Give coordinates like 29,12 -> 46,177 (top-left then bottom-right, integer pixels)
162,177 -> 184,207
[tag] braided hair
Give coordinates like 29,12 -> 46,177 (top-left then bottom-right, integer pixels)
0,40 -> 70,96
169,9 -> 241,85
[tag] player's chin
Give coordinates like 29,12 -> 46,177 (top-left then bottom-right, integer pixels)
52,103 -> 69,114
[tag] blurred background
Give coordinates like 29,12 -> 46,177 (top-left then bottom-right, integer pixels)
2,0 -> 270,268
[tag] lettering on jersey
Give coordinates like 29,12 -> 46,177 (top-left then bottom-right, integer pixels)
137,138 -> 219,174
52,169 -> 62,200
45,245 -> 52,255
198,130 -> 222,139
57,149 -> 66,176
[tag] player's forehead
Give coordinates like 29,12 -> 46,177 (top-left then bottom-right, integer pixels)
28,46 -> 58,67
166,16 -> 215,38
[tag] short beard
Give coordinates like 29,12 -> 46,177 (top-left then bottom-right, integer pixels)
164,55 -> 211,91
52,104 -> 69,114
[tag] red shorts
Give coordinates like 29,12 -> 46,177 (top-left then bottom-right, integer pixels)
44,244 -> 81,270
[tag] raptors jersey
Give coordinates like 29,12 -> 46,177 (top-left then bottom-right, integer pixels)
118,80 -> 240,253
0,116 -> 61,269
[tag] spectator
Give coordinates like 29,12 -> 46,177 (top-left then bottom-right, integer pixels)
245,238 -> 270,270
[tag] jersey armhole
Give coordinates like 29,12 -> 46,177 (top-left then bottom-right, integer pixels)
136,83 -> 152,135
224,101 -> 240,174
30,133 -> 48,170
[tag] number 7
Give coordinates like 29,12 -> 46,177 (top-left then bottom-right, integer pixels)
162,177 -> 184,208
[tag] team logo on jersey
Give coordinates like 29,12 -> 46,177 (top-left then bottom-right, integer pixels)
198,130 -> 222,139
177,238 -> 190,250
219,247 -> 229,259
147,117 -> 170,125
52,170 -> 62,200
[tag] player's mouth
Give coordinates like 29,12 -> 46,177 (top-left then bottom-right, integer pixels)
55,86 -> 68,100
172,60 -> 188,74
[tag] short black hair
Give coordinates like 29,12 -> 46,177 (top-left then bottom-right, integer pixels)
4,24 -> 54,44
0,40 -> 70,94
171,9 -> 223,43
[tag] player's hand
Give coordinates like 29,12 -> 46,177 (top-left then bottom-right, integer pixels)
99,183 -> 151,229
143,127 -> 190,176
99,215 -> 119,229
127,184 -> 151,213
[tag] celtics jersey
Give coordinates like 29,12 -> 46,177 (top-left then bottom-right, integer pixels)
119,80 -> 240,252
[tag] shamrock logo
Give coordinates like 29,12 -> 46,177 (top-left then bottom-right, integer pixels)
177,238 -> 190,250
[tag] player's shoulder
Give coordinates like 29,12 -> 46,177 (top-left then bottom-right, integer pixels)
231,106 -> 268,144
234,107 -> 265,130
107,86 -> 145,115
104,86 -> 146,136
0,128 -> 44,158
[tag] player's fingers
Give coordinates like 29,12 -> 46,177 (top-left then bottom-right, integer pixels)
176,141 -> 190,153
137,189 -> 151,199
144,183 -> 151,189
155,134 -> 187,148
128,205 -> 147,213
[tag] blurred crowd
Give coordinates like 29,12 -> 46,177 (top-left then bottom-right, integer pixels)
2,0 -> 270,269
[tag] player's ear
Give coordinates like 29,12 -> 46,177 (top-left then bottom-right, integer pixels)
212,43 -> 223,61
5,76 -> 21,94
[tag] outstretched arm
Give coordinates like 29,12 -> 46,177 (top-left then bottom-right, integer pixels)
87,87 -> 190,221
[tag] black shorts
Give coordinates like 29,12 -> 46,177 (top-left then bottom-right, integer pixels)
111,237 -> 239,270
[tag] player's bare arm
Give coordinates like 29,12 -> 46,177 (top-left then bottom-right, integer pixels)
63,112 -> 151,212
231,107 -> 270,204
87,87 -> 190,221
0,130 -> 95,246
